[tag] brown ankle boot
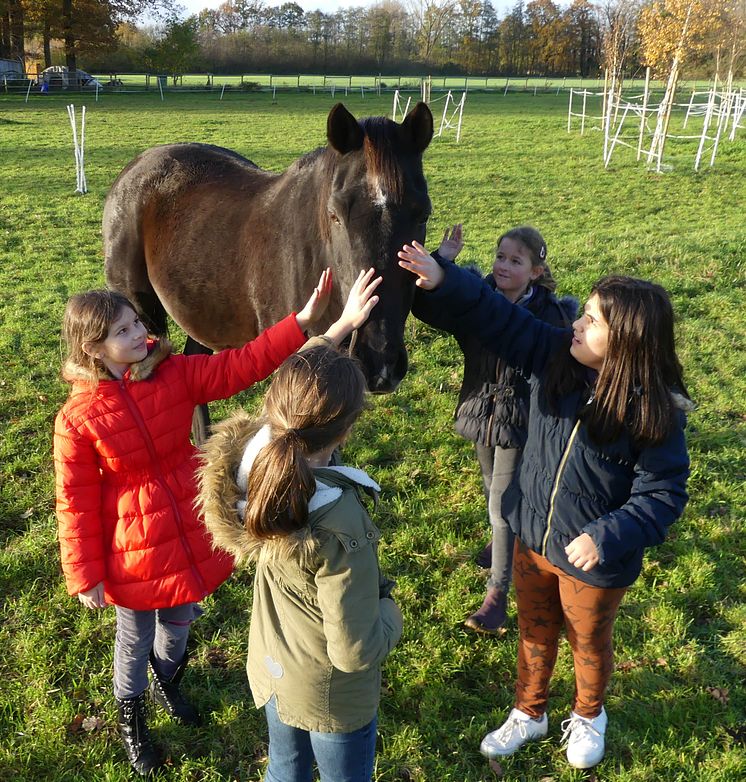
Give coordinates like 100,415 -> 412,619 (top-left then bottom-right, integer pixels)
464,587 -> 507,635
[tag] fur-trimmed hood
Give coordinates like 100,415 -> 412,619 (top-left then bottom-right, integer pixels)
62,338 -> 172,384
196,411 -> 380,565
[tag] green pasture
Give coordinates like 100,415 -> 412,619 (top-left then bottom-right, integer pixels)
0,91 -> 744,781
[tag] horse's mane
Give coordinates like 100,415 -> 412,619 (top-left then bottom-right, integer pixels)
293,147 -> 326,171
360,117 -> 404,203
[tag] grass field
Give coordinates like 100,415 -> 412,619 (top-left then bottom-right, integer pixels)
0,90 -> 744,781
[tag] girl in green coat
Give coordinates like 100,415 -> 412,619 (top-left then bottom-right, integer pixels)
198,343 -> 402,782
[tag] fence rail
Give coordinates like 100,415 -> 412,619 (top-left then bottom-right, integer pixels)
3,71 -> 743,97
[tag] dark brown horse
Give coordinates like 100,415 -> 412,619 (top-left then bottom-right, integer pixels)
103,102 -> 433,414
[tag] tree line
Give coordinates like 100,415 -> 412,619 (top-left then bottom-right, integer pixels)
1,0 -> 743,80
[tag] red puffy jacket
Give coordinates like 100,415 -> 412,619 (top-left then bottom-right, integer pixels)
54,314 -> 306,610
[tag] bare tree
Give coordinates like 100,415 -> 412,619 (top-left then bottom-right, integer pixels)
407,0 -> 458,62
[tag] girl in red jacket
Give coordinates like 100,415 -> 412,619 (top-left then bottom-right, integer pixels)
54,268 -> 381,777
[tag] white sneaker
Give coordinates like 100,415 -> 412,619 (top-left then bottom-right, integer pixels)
561,707 -> 607,768
480,708 -> 548,759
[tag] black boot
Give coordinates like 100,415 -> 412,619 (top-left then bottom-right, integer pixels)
149,651 -> 200,726
116,693 -> 162,777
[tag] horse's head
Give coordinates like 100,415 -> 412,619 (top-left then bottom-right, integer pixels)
321,101 -> 433,392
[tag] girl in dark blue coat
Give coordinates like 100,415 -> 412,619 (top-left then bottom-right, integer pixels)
398,241 -> 691,770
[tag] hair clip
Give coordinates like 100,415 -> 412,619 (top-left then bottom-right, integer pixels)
539,245 -> 546,260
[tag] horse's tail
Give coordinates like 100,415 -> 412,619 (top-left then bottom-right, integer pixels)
102,166 -> 169,337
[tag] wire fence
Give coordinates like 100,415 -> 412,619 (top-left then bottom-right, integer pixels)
4,71 -> 744,98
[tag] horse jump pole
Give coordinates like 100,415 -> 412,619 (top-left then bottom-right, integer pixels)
66,104 -> 87,194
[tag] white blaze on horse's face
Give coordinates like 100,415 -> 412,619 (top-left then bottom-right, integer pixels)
372,179 -> 388,209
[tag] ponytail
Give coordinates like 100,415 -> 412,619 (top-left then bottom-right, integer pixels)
244,430 -> 316,539
242,346 -> 368,539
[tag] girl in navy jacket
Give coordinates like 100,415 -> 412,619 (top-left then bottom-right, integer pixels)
413,224 -> 576,634
398,241 -> 691,770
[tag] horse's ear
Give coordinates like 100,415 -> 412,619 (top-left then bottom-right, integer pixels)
327,103 -> 364,154
401,102 -> 433,153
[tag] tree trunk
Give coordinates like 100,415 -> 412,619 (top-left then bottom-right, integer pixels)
43,21 -> 52,68
1,9 -> 10,59
62,0 -> 78,77
8,0 -> 25,60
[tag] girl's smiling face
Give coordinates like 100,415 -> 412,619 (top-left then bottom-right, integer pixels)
492,237 -> 543,303
86,307 -> 148,378
571,294 -> 609,371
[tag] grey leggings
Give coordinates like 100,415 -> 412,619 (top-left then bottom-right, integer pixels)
113,603 -> 202,699
474,444 -> 521,591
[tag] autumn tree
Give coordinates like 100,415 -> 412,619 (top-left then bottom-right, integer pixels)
0,0 -> 25,60
638,0 -> 727,76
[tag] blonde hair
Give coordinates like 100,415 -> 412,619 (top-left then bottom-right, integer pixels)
497,225 -> 556,292
244,346 -> 368,539
61,289 -> 137,383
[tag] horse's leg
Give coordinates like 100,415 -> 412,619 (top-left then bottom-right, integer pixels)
184,335 -> 213,445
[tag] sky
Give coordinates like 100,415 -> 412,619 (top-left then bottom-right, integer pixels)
177,0 -> 515,18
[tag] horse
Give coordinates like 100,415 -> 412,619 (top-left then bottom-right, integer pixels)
103,102 -> 433,439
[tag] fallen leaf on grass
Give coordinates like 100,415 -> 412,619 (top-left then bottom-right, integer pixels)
66,714 -> 85,735
706,686 -> 729,705
82,715 -> 103,732
618,656 -> 668,672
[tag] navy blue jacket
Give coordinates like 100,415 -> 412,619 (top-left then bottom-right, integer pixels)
424,261 -> 690,588
414,262 -> 576,449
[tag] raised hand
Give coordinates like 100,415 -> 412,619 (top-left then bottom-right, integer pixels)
296,268 -> 334,332
325,268 -> 383,345
397,241 -> 445,290
437,223 -> 464,262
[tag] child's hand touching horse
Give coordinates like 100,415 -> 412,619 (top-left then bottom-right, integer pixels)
324,268 -> 383,345
397,241 -> 445,290
296,268 -> 383,345
296,268 -> 334,331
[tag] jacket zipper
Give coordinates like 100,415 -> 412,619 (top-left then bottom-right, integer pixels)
541,419 -> 581,557
118,380 -> 207,596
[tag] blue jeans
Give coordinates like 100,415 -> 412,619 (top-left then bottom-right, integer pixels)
264,696 -> 377,782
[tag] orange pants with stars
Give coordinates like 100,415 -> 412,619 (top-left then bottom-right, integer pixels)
512,540 -> 627,720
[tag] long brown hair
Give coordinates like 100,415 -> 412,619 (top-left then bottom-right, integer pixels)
497,226 -> 557,292
61,289 -> 137,384
545,275 -> 690,446
244,346 -> 368,539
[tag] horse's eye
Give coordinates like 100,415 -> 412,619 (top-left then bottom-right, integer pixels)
328,211 -> 341,225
